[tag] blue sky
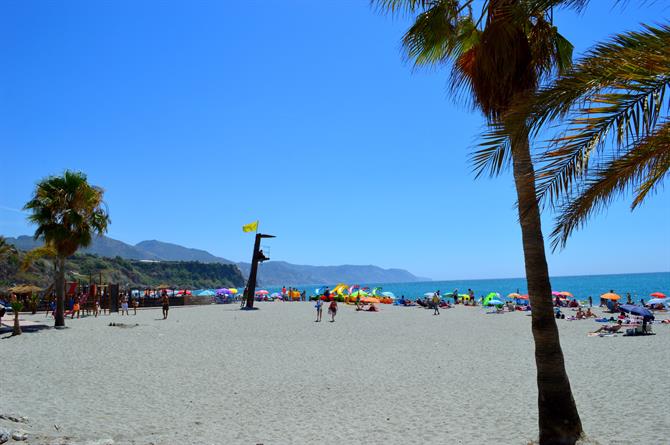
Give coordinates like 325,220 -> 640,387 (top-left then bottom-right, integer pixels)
1,1 -> 668,280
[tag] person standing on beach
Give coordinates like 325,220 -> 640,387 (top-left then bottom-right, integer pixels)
120,293 -> 129,316
315,298 -> 323,322
0,305 -> 5,327
588,296 -> 593,308
328,299 -> 338,322
161,290 -> 169,320
132,297 -> 138,315
71,296 -> 81,319
432,291 -> 440,315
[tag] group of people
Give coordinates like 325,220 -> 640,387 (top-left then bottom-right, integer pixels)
314,298 -> 338,322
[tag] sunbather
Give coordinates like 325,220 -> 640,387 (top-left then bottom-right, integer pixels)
591,320 -> 623,334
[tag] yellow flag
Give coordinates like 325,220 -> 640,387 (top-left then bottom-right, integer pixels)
242,220 -> 258,233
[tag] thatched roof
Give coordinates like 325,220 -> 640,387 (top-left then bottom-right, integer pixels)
8,284 -> 43,294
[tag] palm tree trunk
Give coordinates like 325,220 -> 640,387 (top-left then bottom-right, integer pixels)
54,256 -> 65,327
511,132 -> 583,444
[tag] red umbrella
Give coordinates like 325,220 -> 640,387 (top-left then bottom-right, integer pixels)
650,292 -> 666,298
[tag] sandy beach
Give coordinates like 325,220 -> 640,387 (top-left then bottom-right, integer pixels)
1,303 -> 668,445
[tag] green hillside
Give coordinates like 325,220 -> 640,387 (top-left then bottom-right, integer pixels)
0,251 -> 245,290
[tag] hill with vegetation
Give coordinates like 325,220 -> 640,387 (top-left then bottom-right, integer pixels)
0,251 -> 245,290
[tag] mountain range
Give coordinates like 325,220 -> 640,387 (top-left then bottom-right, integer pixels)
6,235 -> 429,286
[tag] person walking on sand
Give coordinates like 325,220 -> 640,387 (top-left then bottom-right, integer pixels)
328,299 -> 338,322
161,290 -> 170,320
432,291 -> 440,315
132,297 -> 138,315
94,297 -> 100,318
315,298 -> 323,322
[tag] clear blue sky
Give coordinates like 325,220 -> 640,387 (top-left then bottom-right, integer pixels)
1,1 -> 668,280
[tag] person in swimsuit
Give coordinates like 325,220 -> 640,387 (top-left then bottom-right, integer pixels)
315,299 -> 323,322
132,297 -> 138,315
161,291 -> 170,319
120,293 -> 129,316
72,296 -> 81,319
328,299 -> 338,322
591,320 -> 623,334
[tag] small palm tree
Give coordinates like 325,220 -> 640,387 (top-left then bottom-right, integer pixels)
375,1 -> 583,442
0,236 -> 17,259
24,171 -> 110,327
488,23 -> 669,248
11,296 -> 23,336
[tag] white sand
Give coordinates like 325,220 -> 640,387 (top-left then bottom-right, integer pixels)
1,303 -> 668,444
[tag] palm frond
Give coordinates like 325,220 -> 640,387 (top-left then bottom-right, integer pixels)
21,244 -> 57,272
535,24 -> 670,204
551,119 -> 670,249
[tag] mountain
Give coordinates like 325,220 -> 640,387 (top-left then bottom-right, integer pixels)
237,261 -> 427,286
6,235 -> 159,260
136,240 -> 232,264
6,235 -> 428,286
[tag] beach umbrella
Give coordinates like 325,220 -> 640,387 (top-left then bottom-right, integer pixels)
255,290 -> 269,295
381,291 -> 395,298
507,293 -> 521,299
216,288 -> 231,295
156,284 -> 171,290
619,304 -> 654,319
559,291 -> 573,297
650,292 -> 666,298
198,290 -> 216,297
551,291 -> 562,296
458,294 -> 470,300
423,292 -> 435,297
8,284 -> 43,294
600,293 -> 621,301
486,299 -> 504,306
486,292 -> 501,299
228,288 -> 238,294
647,298 -> 668,306
371,287 -> 382,296
271,292 -> 281,298
176,290 -> 191,296
351,290 -> 369,298
516,295 -> 529,300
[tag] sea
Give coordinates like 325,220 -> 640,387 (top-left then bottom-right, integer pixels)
262,271 -> 670,303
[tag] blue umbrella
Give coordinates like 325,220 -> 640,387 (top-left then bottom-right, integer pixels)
486,299 -> 504,306
619,304 -> 654,319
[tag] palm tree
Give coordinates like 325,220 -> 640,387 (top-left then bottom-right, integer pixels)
11,296 -> 23,336
489,23 -> 669,249
0,236 -> 17,259
375,1 -> 583,442
24,171 -> 110,327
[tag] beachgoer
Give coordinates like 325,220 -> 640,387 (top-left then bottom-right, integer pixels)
328,299 -> 338,322
591,320 -> 623,334
132,297 -> 138,315
468,288 -> 475,303
0,305 -> 5,327
452,289 -> 458,304
576,308 -> 585,319
161,291 -> 169,320
588,296 -> 593,308
315,298 -> 323,322
585,308 -> 595,318
120,293 -> 129,316
72,296 -> 81,319
432,292 -> 440,315
626,293 -> 632,304
94,298 -> 100,318
324,287 -> 331,301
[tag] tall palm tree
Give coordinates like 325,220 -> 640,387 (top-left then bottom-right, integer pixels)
375,1 -> 583,442
24,171 -> 110,327
487,23 -> 669,249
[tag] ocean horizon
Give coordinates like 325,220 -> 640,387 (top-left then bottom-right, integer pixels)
262,271 -> 670,301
